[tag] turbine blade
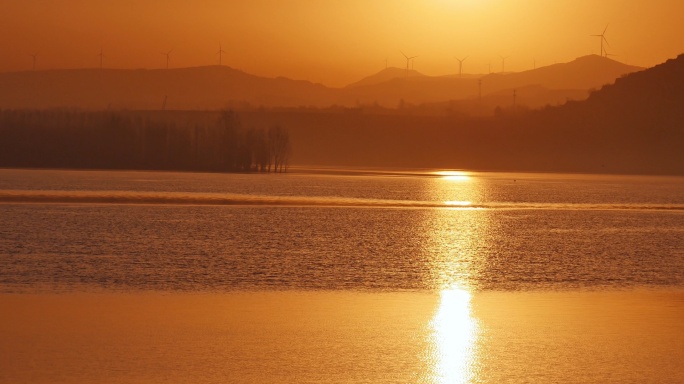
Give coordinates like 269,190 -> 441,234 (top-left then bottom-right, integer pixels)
603,23 -> 609,34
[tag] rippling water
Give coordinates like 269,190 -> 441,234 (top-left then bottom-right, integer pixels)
1,168 -> 682,292
1,168 -> 683,383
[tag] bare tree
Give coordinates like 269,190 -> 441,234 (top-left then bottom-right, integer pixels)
268,125 -> 291,173
218,109 -> 241,170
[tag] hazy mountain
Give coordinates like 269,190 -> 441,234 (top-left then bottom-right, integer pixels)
0,66 -> 342,110
486,85 -> 588,108
345,67 -> 425,88
1,54 -> 681,175
343,76 -> 477,107
480,55 -> 644,92
582,53 -> 683,112
0,55 -> 644,111
414,85 -> 589,116
243,54 -> 683,175
343,55 -> 643,107
553,52 -> 684,138
488,53 -> 684,174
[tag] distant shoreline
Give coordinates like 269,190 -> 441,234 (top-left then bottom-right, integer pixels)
2,165 -> 683,179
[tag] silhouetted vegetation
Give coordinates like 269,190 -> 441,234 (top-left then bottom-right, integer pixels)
237,54 -> 684,175
0,55 -> 682,175
0,109 -> 290,173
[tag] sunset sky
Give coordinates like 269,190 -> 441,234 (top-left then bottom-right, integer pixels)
1,0 -> 683,86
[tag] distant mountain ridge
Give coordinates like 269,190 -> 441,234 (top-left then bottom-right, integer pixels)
561,53 -> 684,132
279,53 -> 684,174
491,53 -> 684,174
480,55 -> 643,91
345,67 -> 424,88
0,66 -> 341,110
343,55 -> 643,108
0,54 -> 681,175
0,55 -> 644,111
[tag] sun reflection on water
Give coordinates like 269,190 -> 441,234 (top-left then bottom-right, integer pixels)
424,172 -> 484,383
435,170 -> 471,182
431,288 -> 478,384
444,200 -> 472,207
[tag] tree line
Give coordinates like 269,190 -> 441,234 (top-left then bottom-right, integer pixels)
0,109 -> 291,172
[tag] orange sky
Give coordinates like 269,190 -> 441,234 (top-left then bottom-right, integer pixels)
1,0 -> 683,87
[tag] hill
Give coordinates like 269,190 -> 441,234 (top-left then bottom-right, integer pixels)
0,55 -> 643,112
0,55 -> 681,175
342,55 -> 643,108
480,55 -> 643,92
245,54 -> 683,175
345,67 -> 425,88
0,66 -> 342,110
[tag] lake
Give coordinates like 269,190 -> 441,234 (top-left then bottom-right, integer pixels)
1,168 -> 683,383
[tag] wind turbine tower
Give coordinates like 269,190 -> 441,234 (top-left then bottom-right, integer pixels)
499,55 -> 509,73
29,53 -> 37,71
591,24 -> 610,57
400,51 -> 417,75
98,48 -> 105,69
216,44 -> 226,66
163,50 -> 172,69
455,56 -> 469,77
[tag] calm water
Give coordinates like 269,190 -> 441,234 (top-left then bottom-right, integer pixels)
1,168 -> 683,383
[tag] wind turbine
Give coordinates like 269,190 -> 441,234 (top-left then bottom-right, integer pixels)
97,48 -> 105,69
591,24 -> 610,57
162,49 -> 172,69
400,51 -> 417,74
216,44 -> 226,66
499,55 -> 509,73
455,56 -> 469,77
29,53 -> 37,71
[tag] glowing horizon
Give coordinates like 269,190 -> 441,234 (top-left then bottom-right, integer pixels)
1,0 -> 683,86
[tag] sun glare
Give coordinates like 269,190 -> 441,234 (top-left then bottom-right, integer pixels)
426,177 -> 484,382
444,200 -> 473,207
435,0 -> 488,10
431,289 -> 478,384
435,171 -> 471,182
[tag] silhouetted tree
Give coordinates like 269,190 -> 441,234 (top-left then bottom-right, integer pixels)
218,109 -> 241,170
268,125 -> 291,173
0,109 -> 291,173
